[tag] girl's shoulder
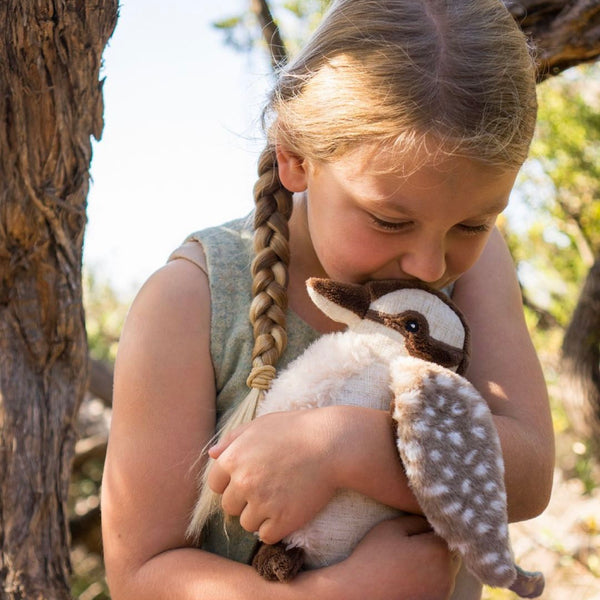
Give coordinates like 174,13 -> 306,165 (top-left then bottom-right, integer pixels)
168,214 -> 254,288
129,258 -> 211,343
168,240 -> 208,276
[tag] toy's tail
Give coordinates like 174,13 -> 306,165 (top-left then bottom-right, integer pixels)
509,565 -> 545,598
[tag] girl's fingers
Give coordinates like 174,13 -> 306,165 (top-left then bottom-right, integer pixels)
239,505 -> 267,536
220,485 -> 247,517
206,460 -> 231,494
386,517 -> 462,581
257,518 -> 280,546
208,422 -> 252,458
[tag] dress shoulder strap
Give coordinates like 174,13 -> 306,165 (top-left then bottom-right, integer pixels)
168,240 -> 208,277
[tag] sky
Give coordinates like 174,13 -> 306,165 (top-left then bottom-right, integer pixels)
84,0 -> 272,297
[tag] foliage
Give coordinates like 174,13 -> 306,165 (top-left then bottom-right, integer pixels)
277,0 -> 331,54
70,450 -> 109,600
213,0 -> 331,61
69,266 -> 129,599
507,64 -> 600,327
506,64 -> 600,497
83,267 -> 129,365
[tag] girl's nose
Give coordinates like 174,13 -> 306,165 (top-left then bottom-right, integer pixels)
399,239 -> 446,283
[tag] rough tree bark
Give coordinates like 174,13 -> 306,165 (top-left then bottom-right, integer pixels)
0,2 -> 117,598
508,0 -> 600,78
562,258 -> 600,454
250,0 -> 288,69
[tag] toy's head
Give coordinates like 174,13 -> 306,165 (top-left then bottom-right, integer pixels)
306,278 -> 470,375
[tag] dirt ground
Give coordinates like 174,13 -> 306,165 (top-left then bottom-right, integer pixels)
500,470 -> 600,599
481,432 -> 600,600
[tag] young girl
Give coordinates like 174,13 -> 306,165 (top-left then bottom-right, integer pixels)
101,0 -> 555,598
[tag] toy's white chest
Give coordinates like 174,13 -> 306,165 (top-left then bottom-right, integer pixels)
256,331 -> 403,567
257,331 -> 400,416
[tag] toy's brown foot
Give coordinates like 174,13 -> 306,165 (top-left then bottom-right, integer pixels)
252,542 -> 304,582
509,565 -> 545,598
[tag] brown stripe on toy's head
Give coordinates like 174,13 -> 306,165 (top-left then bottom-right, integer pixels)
366,308 -> 467,372
366,280 -> 470,373
306,278 -> 471,374
306,278 -> 371,327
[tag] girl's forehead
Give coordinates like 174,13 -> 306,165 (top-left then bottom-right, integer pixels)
312,146 -> 517,219
323,146 -> 517,195
333,142 -> 506,174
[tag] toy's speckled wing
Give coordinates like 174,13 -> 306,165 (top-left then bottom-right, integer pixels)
390,356 -> 544,598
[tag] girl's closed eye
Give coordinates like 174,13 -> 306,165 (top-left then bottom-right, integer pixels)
455,222 -> 493,235
369,214 -> 413,232
369,214 -> 494,236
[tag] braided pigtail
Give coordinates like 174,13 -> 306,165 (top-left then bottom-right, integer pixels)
187,145 -> 293,542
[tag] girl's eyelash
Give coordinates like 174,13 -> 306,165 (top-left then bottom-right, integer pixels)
370,215 -> 410,231
457,223 -> 491,235
370,215 -> 491,235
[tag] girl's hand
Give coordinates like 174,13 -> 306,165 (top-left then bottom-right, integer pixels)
325,515 -> 460,600
207,408 -> 341,544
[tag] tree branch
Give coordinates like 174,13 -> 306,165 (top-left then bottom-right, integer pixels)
250,0 -> 288,69
561,257 -> 600,456
88,356 -> 113,407
554,196 -> 596,268
521,286 -> 562,330
507,0 -> 600,79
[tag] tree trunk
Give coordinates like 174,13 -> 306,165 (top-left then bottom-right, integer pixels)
88,357 -> 114,407
0,2 -> 117,598
250,0 -> 288,69
562,258 -> 600,456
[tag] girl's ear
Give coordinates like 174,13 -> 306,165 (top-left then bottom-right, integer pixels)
276,145 -> 309,192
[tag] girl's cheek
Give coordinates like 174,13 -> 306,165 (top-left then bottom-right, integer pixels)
447,239 -> 487,275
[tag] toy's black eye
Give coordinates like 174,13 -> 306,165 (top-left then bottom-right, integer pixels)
405,320 -> 419,333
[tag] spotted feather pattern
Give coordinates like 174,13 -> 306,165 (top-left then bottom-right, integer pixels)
391,356 -> 517,587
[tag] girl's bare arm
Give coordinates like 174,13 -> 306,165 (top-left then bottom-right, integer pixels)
452,227 -> 555,521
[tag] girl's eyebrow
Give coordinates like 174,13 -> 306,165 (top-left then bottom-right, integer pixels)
368,195 -> 509,219
372,193 -> 508,209
475,198 -> 510,216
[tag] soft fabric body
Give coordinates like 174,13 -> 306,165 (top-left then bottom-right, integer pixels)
256,330 -> 404,566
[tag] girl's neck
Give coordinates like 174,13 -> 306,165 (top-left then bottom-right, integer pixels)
287,194 -> 345,334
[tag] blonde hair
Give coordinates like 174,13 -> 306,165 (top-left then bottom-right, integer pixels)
188,0 -> 537,542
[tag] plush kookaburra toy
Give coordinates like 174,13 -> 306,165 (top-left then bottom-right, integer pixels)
251,278 -> 544,598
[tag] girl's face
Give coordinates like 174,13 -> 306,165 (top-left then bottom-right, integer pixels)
282,145 -> 519,290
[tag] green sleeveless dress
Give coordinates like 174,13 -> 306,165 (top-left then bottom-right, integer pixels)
171,215 -> 321,562
169,215 -> 482,598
